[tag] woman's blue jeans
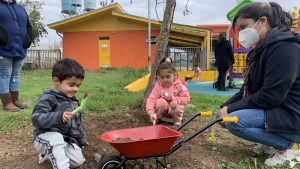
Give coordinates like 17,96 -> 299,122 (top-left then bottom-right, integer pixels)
225,109 -> 300,150
0,56 -> 25,94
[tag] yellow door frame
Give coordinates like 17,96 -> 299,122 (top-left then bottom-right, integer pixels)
98,37 -> 111,68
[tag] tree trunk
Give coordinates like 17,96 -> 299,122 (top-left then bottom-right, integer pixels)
141,0 -> 176,110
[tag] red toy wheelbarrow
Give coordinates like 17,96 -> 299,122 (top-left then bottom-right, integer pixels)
98,111 -> 238,169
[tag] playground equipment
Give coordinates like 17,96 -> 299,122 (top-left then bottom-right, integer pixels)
98,111 -> 238,169
124,71 -> 217,92
290,6 -> 299,30
227,0 -> 254,21
124,74 -> 150,92
230,48 -> 251,79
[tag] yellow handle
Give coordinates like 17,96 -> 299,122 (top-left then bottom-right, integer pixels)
200,111 -> 213,117
222,116 -> 238,124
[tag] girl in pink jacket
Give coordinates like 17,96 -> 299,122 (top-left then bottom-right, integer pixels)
147,62 -> 190,126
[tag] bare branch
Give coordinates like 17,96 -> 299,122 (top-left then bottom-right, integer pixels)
155,0 -> 160,21
154,0 -> 166,22
183,0 -> 192,16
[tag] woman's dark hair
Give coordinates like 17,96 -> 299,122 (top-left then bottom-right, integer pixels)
232,2 -> 292,30
157,62 -> 176,75
218,32 -> 227,43
52,58 -> 85,82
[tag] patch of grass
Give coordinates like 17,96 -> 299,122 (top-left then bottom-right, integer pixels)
0,68 -> 229,133
185,92 -> 230,116
80,68 -> 147,112
0,110 -> 31,131
22,68 -> 228,115
0,70 -> 52,132
0,68 -> 147,132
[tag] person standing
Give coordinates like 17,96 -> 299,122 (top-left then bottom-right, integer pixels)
214,32 -> 235,91
0,0 -> 33,111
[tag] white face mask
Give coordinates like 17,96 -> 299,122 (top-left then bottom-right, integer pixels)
238,19 -> 263,48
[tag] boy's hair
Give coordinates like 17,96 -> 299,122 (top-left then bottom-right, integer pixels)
157,62 -> 177,75
52,58 -> 85,82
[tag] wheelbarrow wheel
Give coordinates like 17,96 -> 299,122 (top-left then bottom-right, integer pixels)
97,155 -> 126,169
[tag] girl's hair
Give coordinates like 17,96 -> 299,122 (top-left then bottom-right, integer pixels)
218,32 -> 227,43
232,2 -> 292,30
159,57 -> 173,65
157,62 -> 176,74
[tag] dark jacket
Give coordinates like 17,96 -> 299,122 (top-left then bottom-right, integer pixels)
0,0 -> 33,58
32,88 -> 86,146
214,40 -> 235,68
222,29 -> 300,133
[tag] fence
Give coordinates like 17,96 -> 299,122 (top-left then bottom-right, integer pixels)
167,47 -> 206,71
23,49 -> 62,69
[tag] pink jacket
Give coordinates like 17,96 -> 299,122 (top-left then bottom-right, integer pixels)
146,79 -> 190,114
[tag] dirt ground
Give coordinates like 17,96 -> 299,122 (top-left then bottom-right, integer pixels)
0,108 -> 255,169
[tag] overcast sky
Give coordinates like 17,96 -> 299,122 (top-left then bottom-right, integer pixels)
40,0 -> 300,46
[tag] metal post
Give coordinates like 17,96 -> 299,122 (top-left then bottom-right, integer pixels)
148,0 -> 151,72
210,31 -> 213,70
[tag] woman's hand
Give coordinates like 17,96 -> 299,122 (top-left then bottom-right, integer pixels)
220,106 -> 228,117
218,106 -> 228,128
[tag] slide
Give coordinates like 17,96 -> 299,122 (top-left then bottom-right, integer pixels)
124,74 -> 150,92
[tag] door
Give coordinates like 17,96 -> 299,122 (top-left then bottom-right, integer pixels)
98,37 -> 111,68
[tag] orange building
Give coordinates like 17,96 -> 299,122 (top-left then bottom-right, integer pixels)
48,3 -> 212,70
200,24 -> 240,49
200,24 -> 230,39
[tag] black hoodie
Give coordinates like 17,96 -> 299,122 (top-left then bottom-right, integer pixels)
214,40 -> 235,68
32,88 -> 86,146
223,29 -> 300,133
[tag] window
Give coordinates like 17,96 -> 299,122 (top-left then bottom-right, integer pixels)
99,37 -> 110,40
146,36 -> 156,44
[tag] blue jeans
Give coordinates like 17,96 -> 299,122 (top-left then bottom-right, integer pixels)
0,56 -> 25,93
224,109 -> 299,150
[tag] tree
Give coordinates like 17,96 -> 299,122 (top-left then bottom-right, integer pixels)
19,0 -> 48,46
99,0 -> 177,109
142,0 -> 176,109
